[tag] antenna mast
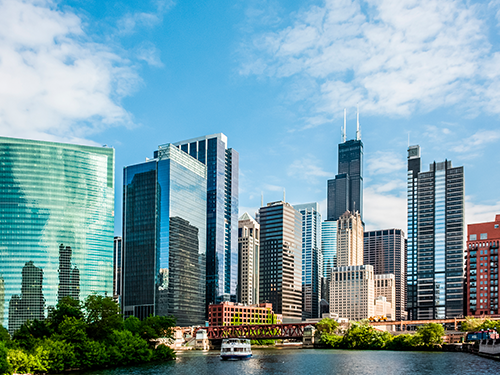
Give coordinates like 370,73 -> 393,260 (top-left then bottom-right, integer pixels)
356,105 -> 360,140
343,108 -> 347,143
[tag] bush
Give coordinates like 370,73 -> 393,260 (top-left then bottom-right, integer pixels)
34,339 -> 77,373
82,340 -> 109,368
107,330 -> 152,366
320,333 -> 343,348
0,342 -> 11,375
153,344 -> 176,361
416,323 -> 444,347
386,334 -> 417,351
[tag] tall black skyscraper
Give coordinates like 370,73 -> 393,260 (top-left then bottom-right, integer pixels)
327,110 -> 364,221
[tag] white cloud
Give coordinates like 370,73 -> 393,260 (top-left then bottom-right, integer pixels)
242,0 -> 500,119
452,129 -> 500,153
465,197 -> 500,226
364,186 -> 406,231
136,41 -> 164,67
287,154 -> 332,179
0,0 -> 140,144
264,183 -> 284,192
367,151 -> 406,175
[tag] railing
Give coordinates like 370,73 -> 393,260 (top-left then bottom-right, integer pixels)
199,323 -> 315,340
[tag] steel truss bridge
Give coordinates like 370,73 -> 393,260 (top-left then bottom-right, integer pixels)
200,323 -> 314,340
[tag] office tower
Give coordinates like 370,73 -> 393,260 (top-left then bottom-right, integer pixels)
294,203 -> 322,319
374,274 -> 396,320
364,229 -> 407,320
259,201 -> 302,323
170,134 -> 239,307
329,265 -> 374,320
122,144 -> 207,326
322,221 -> 338,277
465,215 -> 500,316
0,275 -> 3,325
327,112 -> 363,221
238,212 -> 260,305
113,237 -> 122,301
337,211 -> 364,267
0,136 -> 114,332
406,145 -> 464,320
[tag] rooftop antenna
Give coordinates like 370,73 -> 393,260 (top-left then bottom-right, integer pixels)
356,105 -> 360,140
343,108 -> 347,143
283,188 -> 286,202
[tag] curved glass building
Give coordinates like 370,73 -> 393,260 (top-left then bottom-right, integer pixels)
0,136 -> 114,332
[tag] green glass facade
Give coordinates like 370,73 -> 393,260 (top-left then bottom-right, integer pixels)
0,136 -> 114,332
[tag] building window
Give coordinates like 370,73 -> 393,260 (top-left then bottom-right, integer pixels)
480,233 -> 488,240
470,234 -> 477,241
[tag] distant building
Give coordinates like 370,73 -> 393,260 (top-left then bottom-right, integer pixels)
466,215 -> 500,316
208,301 -> 282,326
329,265 -> 374,321
374,296 -> 392,319
259,201 -> 302,323
321,220 -> 338,277
337,211 -> 364,267
327,113 -> 363,221
0,136 -> 114,332
374,274 -> 396,320
113,237 -> 122,301
407,145 -> 464,320
171,134 -> 239,307
238,213 -> 260,305
364,229 -> 406,320
122,144 -> 207,326
295,203 -> 322,320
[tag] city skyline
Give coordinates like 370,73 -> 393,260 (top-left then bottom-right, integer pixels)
0,0 -> 498,236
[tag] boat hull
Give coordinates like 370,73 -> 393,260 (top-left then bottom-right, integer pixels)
220,354 -> 252,360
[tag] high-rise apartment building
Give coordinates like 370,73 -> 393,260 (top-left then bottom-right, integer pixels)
329,265 -> 374,320
321,221 -> 338,277
337,211 -> 364,267
258,201 -> 302,323
122,144 -> 207,326
364,229 -> 406,320
0,136 -> 114,332
374,274 -> 396,320
113,237 -> 122,301
327,114 -> 363,221
170,134 -> 239,307
295,203 -> 322,319
465,215 -> 500,316
238,213 -> 260,305
406,145 -> 464,319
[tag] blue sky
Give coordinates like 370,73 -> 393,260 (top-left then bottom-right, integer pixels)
0,0 -> 499,235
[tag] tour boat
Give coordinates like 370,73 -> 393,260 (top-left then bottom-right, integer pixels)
220,338 -> 252,360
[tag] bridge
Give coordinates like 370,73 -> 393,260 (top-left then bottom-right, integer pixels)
199,323 -> 314,340
370,317 -> 500,331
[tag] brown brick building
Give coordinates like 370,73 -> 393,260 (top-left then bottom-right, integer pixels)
208,301 -> 282,326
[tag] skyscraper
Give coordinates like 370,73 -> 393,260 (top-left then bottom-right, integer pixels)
259,201 -> 302,323
0,136 -> 114,332
321,221 -> 338,277
295,203 -> 322,319
238,212 -> 260,305
122,143 -> 207,326
364,229 -> 407,320
465,215 -> 500,316
170,134 -> 239,307
406,145 -> 464,319
337,211 -> 364,267
327,112 -> 363,221
113,237 -> 122,301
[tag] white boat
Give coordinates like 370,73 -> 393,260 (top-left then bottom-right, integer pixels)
220,338 -> 252,360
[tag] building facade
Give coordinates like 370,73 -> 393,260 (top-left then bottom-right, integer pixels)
122,144 -> 207,326
327,138 -> 363,222
337,211 -> 364,267
322,220 -> 338,277
329,265 -> 375,321
466,215 -> 500,316
406,145 -> 465,320
208,302 -> 282,326
364,229 -> 406,320
0,136 -> 114,332
295,203 -> 322,319
258,201 -> 302,323
170,134 -> 239,308
374,274 -> 396,320
238,212 -> 260,305
113,237 -> 122,301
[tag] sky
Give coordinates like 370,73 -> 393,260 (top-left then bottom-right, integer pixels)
0,0 -> 499,236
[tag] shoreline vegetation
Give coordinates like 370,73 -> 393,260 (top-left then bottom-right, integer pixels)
315,316 -> 500,351
0,296 -> 176,375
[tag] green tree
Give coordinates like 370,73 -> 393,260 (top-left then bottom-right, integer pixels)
386,334 -> 418,351
81,340 -> 109,368
152,344 -> 176,361
107,330 -> 152,366
12,320 -> 50,350
34,338 -> 77,373
124,316 -> 142,335
316,318 -> 340,335
416,323 -> 444,347
48,296 -> 84,332
84,295 -> 123,340
0,341 -> 11,375
0,327 -> 10,343
140,315 -> 175,342
320,333 -> 343,348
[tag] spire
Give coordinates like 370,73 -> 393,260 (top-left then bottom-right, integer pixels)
343,108 -> 347,143
356,105 -> 360,140
283,188 -> 286,202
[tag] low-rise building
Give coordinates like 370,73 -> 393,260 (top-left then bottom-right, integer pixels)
208,302 -> 282,326
374,274 -> 396,320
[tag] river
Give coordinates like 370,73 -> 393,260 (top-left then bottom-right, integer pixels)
83,348 -> 500,375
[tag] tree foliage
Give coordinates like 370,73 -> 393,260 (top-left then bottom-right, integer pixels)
461,316 -> 500,332
415,323 -> 444,347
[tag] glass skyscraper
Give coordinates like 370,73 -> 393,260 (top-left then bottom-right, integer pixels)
327,139 -> 364,221
171,134 -> 239,307
0,136 -> 114,332
321,220 -> 338,277
122,144 -> 207,326
407,145 -> 464,319
294,203 -> 322,319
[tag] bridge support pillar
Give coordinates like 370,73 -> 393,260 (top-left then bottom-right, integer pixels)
195,329 -> 210,350
303,325 -> 316,348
